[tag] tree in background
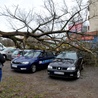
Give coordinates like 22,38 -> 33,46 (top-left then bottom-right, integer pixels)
0,0 -> 97,55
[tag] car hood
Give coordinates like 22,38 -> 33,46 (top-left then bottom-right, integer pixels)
0,51 -> 6,54
13,56 -> 37,62
49,60 -> 76,67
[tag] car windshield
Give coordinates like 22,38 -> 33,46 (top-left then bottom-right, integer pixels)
24,51 -> 40,58
23,50 -> 31,54
56,52 -> 77,60
12,50 -> 22,55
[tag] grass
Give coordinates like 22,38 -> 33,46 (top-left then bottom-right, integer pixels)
0,76 -> 45,98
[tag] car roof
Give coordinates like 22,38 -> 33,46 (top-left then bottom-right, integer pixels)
33,50 -> 43,52
61,51 -> 77,53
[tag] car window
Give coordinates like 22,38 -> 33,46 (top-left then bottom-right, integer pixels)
19,51 -> 24,55
0,47 -> 3,51
10,49 -> 17,53
23,51 -> 28,54
56,52 -> 77,60
46,51 -> 54,57
12,50 -> 19,55
24,51 -> 40,58
23,50 -> 31,55
77,53 -> 83,58
22,50 -> 32,55
3,48 -> 12,52
39,52 -> 47,58
13,50 -> 22,55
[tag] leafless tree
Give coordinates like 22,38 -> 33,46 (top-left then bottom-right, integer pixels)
0,0 -> 97,55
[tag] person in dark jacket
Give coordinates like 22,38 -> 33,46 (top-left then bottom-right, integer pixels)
0,53 -> 5,82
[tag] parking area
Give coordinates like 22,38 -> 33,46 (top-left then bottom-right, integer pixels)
1,61 -> 98,98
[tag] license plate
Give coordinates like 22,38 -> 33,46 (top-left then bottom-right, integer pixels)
54,72 -> 64,75
12,64 -> 17,68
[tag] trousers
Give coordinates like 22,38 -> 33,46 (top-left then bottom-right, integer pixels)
0,68 -> 2,82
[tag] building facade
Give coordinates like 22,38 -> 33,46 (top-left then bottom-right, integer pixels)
89,0 -> 98,32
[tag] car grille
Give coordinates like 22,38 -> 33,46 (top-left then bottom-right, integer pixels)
53,67 -> 67,70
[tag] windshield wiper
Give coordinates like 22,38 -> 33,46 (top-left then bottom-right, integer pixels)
63,58 -> 73,60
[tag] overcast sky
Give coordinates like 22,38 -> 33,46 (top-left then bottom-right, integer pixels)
0,0 -> 88,31
0,0 -> 43,31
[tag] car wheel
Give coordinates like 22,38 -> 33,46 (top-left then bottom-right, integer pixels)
31,65 -> 36,73
76,70 -> 81,79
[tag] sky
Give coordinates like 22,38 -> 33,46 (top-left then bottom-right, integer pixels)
0,0 -> 44,31
0,0 -> 88,32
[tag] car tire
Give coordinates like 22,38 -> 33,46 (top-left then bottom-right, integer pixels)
76,70 -> 81,79
31,65 -> 36,73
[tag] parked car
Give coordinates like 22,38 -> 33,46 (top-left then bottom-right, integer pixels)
47,51 -> 83,79
11,49 -> 32,60
0,47 -> 17,60
0,43 -> 6,52
11,50 -> 55,73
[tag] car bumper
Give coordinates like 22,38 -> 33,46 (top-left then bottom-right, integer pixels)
11,64 -> 31,71
47,70 -> 77,78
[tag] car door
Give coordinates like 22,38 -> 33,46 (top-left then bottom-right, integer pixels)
38,52 -> 48,68
46,51 -> 55,62
77,53 -> 83,70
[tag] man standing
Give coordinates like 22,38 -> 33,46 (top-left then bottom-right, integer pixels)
0,53 -> 5,82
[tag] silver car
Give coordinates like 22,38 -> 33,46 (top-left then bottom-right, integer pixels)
0,43 -> 6,52
11,49 -> 32,60
0,47 -> 17,60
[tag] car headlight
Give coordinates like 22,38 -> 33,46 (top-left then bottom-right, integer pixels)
67,67 -> 75,70
22,62 -> 29,64
48,65 -> 52,69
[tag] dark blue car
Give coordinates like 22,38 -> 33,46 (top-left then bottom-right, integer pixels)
11,50 -> 55,73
